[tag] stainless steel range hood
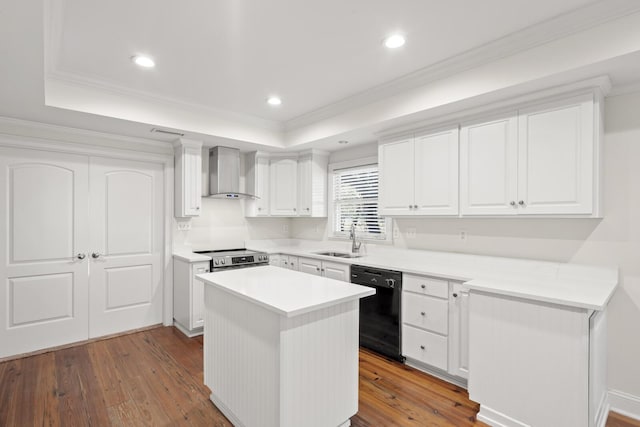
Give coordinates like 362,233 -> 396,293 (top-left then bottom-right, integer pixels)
208,146 -> 257,199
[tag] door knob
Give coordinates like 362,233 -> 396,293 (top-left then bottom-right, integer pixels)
76,253 -> 86,260
91,252 -> 101,259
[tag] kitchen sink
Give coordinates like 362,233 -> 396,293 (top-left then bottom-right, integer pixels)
314,251 -> 362,258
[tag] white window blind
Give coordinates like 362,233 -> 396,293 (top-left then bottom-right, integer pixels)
332,164 -> 387,240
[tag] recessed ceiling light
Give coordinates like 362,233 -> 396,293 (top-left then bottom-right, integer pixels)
338,140 -> 349,145
384,34 -> 406,49
131,55 -> 155,68
267,96 -> 282,106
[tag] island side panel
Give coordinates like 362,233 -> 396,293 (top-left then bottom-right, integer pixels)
468,291 -> 590,427
280,300 -> 359,427
204,285 -> 281,427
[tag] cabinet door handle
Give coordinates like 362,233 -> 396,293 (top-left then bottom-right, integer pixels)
91,252 -> 101,259
409,205 -> 413,209
316,267 -> 320,271
76,253 -> 86,260
196,206 -> 201,210
420,311 -> 426,316
258,207 -> 262,211
518,200 -> 525,206
510,201 -> 516,206
452,293 -> 458,298
413,205 -> 418,209
421,284 -> 426,289
420,345 -> 425,350
293,208 -> 297,211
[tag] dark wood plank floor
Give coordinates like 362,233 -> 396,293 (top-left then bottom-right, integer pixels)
0,326 -> 636,426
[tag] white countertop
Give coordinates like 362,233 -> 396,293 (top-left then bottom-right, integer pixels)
197,265 -> 375,317
243,239 -> 618,311
173,251 -> 212,262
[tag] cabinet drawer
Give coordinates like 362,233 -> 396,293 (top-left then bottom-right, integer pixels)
403,274 -> 448,298
402,325 -> 448,371
403,292 -> 448,335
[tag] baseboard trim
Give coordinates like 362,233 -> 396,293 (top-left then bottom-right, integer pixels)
404,357 -> 467,389
0,323 -> 163,363
209,393 -> 246,427
477,406 -> 529,427
609,389 -> 640,422
595,391 -> 610,427
173,321 -> 203,338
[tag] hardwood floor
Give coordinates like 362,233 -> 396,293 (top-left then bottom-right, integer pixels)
0,326 -> 636,426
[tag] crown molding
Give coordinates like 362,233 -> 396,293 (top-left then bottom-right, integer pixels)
609,80 -> 640,97
45,70 -> 284,134
284,0 -> 640,132
0,116 -> 173,155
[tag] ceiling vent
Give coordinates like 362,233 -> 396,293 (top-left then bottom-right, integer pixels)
150,128 -> 185,137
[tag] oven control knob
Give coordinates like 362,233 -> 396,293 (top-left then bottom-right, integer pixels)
214,260 -> 219,265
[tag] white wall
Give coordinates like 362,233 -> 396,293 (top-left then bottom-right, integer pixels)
291,91 -> 640,399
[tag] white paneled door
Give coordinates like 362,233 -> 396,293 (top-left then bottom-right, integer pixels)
0,147 -> 90,358
0,148 -> 164,358
88,157 -> 164,338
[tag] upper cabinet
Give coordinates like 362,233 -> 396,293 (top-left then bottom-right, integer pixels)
245,150 -> 328,218
379,89 -> 603,219
245,152 -> 270,217
459,116 -> 518,215
174,138 -> 202,218
270,156 -> 298,216
379,127 -> 459,216
460,94 -> 599,216
297,152 -> 329,217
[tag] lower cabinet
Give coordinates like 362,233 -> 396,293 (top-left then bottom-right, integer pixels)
402,274 -> 469,383
401,274 -> 449,371
173,258 -> 209,337
448,282 -> 469,379
270,254 -> 299,270
297,257 -> 350,282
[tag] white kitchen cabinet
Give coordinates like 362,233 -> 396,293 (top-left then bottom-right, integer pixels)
279,255 -> 299,270
297,151 -> 329,217
174,138 -> 202,217
173,258 -> 209,337
270,156 -> 298,216
297,257 -> 350,282
245,152 -> 270,217
460,93 -> 600,216
379,127 -> 459,216
269,254 -> 281,266
448,282 -> 469,380
460,115 -> 519,216
517,95 -> 597,215
401,273 -> 450,374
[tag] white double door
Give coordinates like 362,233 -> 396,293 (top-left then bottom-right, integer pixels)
0,147 -> 164,358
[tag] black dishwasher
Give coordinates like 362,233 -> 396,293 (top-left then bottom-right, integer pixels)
351,264 -> 403,361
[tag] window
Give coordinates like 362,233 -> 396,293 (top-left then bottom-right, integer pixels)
329,160 -> 389,241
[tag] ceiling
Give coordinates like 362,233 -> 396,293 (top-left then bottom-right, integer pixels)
2,1 -> 640,151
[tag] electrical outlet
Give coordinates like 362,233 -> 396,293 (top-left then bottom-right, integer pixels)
459,230 -> 467,242
406,227 -> 417,239
393,226 -> 399,239
177,221 -> 191,231
282,223 -> 289,233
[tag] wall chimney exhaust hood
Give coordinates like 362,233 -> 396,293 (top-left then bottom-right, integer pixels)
208,146 -> 257,199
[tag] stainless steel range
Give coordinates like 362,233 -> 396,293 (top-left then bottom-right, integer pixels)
194,248 -> 269,271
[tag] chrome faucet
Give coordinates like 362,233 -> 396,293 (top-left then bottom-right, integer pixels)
349,223 -> 362,254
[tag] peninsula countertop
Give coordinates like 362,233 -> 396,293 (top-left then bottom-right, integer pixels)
197,265 -> 375,317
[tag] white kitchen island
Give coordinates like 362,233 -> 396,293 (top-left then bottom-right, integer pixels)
197,266 -> 375,427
